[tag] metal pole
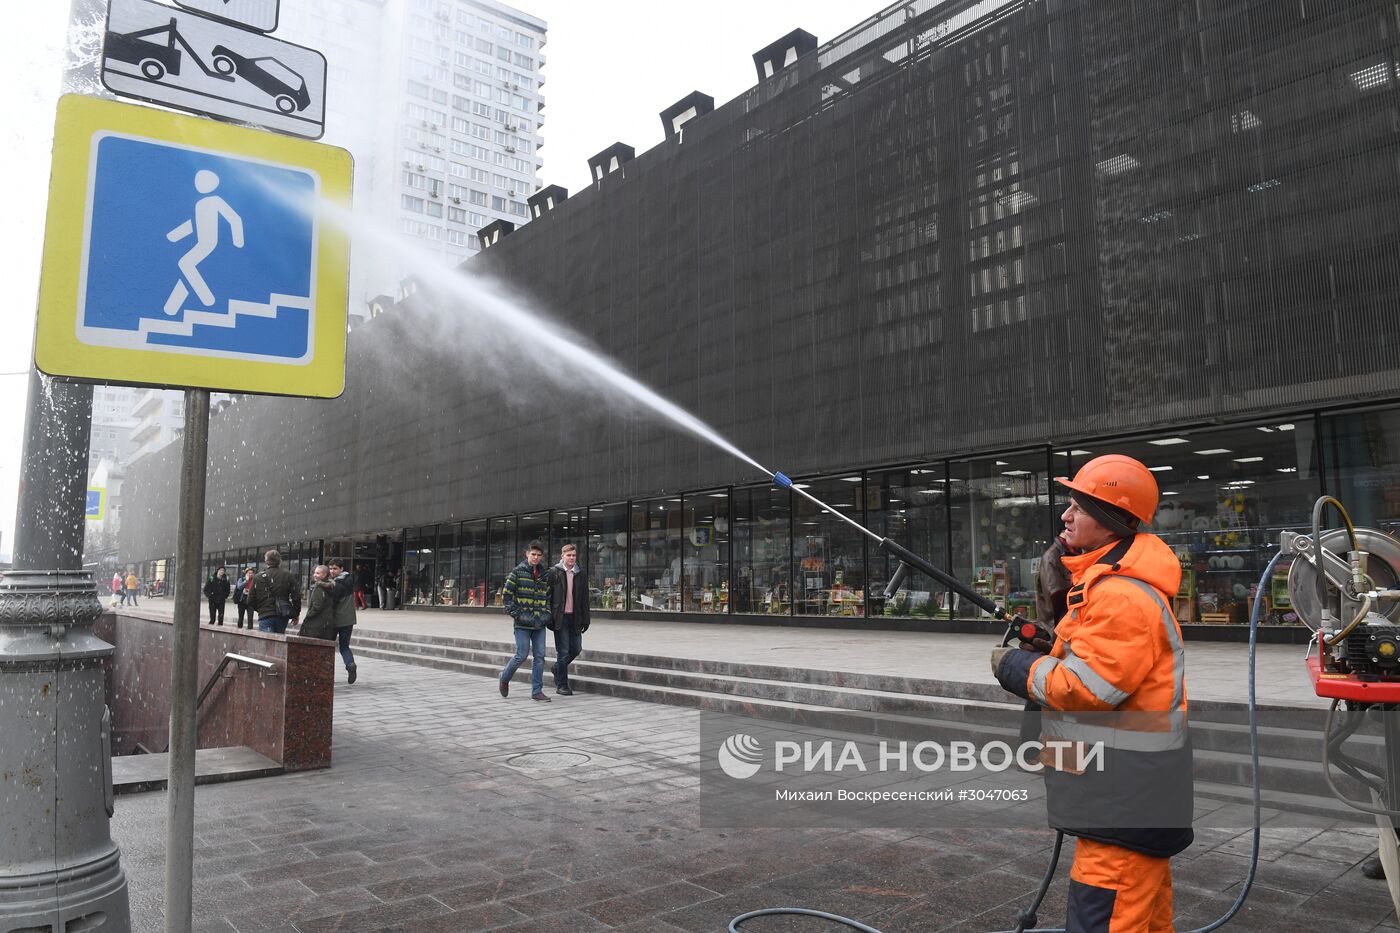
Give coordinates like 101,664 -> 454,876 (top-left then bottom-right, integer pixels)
0,3 -> 132,929
164,388 -> 209,933
14,0 -> 107,569
13,369 -> 92,569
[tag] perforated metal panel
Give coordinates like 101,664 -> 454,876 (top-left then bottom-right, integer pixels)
120,0 -> 1400,561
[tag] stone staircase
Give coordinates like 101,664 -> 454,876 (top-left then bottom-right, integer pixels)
352,627 -> 1381,820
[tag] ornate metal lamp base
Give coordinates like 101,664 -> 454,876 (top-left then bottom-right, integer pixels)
0,570 -> 131,933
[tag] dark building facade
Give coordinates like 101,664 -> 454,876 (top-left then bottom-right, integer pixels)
122,0 -> 1400,635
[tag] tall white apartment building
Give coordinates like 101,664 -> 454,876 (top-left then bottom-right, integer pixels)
279,0 -> 548,306
86,0 -> 547,498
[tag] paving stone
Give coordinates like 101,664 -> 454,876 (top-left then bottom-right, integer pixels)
579,880 -> 721,925
107,653 -> 1398,932
289,894 -> 453,932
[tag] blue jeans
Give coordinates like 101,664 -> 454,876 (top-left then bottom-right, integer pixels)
258,615 -> 288,634
337,626 -> 355,669
552,617 -> 582,687
501,627 -> 546,695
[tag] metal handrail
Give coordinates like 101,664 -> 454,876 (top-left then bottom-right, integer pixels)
159,653 -> 277,753
196,653 -> 277,708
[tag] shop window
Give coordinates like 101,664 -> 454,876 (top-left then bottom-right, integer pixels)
518,512 -> 549,554
550,508 -> 588,565
587,503 -> 628,609
630,498 -> 683,611
404,525 -> 437,606
684,491 -> 730,613
487,516 -> 514,607
1324,408 -> 1400,538
1060,420 -> 1319,627
794,475 -> 867,617
461,520 -> 488,607
869,465 -> 951,618
733,485 -> 792,615
949,450 -> 1053,622
436,523 -> 460,605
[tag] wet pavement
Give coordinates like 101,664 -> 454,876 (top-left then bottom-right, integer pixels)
110,648 -> 1400,932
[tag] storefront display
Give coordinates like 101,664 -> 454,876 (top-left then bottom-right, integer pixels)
192,406 -> 1400,635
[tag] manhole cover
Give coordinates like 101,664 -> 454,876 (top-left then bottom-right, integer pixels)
505,751 -> 591,770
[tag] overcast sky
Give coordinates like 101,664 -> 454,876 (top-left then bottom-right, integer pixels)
0,0 -> 890,563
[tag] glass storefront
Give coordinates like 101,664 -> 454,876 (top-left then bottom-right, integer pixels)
461,519 -> 488,607
793,476 -> 866,617
587,503 -> 627,609
630,497 -> 683,611
949,451 -> 1054,623
732,484 -> 791,615
869,464 -> 951,618
404,525 -> 437,606
487,516 -> 514,607
684,491 -> 730,613
1325,409 -> 1400,539
518,512 -> 549,553
190,405 -> 1400,632
436,523 -> 460,606
551,507 -> 588,565
1061,419 -> 1320,627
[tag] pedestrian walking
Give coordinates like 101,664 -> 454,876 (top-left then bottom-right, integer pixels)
111,572 -> 124,609
327,558 -> 358,683
548,543 -> 590,696
376,571 -> 391,612
498,540 -> 553,701
248,549 -> 300,634
233,567 -> 255,629
298,565 -> 337,641
203,566 -> 231,625
993,454 -> 1192,933
124,571 -> 139,607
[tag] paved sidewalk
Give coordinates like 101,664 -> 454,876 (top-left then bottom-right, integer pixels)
111,649 -> 1397,932
136,600 -> 1324,707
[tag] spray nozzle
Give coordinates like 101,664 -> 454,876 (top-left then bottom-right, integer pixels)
773,471 -> 792,488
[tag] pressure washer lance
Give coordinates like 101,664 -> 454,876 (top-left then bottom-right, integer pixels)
772,472 -> 1053,651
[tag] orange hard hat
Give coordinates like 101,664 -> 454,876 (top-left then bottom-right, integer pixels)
1056,454 -> 1159,524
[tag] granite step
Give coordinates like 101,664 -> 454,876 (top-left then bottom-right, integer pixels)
350,640 -> 1369,801
352,629 -> 1333,730
352,633 -> 1022,722
111,745 -> 282,795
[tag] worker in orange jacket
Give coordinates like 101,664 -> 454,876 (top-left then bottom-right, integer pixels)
994,454 -> 1193,933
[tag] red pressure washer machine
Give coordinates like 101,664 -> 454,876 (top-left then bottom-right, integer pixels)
1282,498 -> 1400,899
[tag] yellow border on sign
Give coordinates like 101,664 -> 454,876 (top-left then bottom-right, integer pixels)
35,94 -> 353,399
85,487 -> 107,521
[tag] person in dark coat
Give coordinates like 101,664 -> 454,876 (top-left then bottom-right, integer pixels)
298,565 -> 337,641
548,543 -> 591,695
498,540 -> 552,701
203,567 -> 231,625
233,567 -> 255,629
327,558 -> 359,683
248,549 -> 301,634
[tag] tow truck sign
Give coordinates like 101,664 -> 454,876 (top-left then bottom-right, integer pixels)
101,0 -> 326,139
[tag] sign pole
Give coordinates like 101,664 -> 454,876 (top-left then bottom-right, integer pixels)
164,388 -> 209,933
0,2 -> 131,930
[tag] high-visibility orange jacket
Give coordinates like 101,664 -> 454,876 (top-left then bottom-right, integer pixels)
997,532 -> 1193,857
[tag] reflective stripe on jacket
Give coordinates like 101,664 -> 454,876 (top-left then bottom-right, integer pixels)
1004,533 -> 1193,857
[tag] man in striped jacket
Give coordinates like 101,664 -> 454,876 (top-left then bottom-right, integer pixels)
498,540 -> 554,702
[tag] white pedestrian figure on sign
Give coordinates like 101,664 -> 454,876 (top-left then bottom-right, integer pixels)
163,169 -> 244,316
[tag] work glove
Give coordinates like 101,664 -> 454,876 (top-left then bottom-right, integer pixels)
992,645 -> 1046,701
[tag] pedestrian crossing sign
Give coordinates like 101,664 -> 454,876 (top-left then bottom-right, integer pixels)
35,94 -> 352,398
86,488 -> 106,521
